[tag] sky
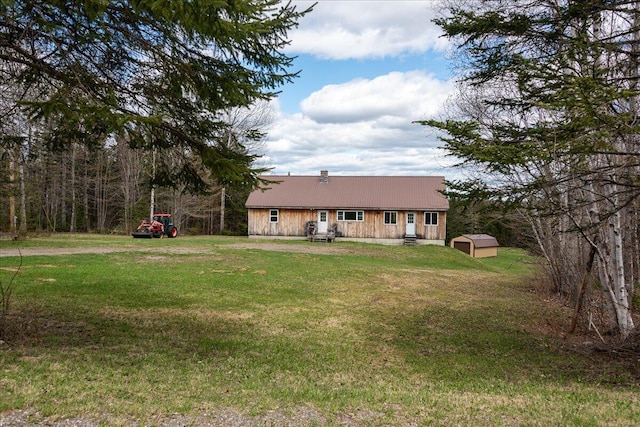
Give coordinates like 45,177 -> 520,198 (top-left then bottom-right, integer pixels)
258,0 -> 459,178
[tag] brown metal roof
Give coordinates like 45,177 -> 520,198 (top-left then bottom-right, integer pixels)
461,234 -> 499,248
246,174 -> 449,210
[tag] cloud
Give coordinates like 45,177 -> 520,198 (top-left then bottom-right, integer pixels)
300,71 -> 452,124
258,1 -> 463,179
262,71 -> 457,177
288,0 -> 450,60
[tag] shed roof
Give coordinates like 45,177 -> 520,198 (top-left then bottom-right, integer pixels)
245,174 -> 449,211
461,234 -> 499,248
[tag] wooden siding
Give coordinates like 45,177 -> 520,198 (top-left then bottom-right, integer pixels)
248,209 -> 446,241
248,209 -> 312,237
474,247 -> 498,258
415,211 -> 447,241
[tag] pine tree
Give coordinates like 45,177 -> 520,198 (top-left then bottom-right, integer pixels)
421,0 -> 639,338
0,0 -> 311,191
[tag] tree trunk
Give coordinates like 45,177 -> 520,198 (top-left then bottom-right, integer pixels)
60,154 -> 67,229
220,186 -> 225,233
18,159 -> 26,234
8,158 -> 16,234
569,242 -> 597,333
83,149 -> 91,232
70,144 -> 77,233
607,189 -> 634,338
95,151 -> 108,233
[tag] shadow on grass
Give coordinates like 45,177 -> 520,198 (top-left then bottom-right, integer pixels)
18,307 -> 260,360
22,297 -> 636,390
4,292 -> 639,423
385,303 -> 640,388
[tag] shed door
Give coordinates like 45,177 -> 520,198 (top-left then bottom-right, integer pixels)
405,212 -> 416,236
318,211 -> 328,233
454,241 -> 471,255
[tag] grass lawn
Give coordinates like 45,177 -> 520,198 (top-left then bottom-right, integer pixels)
0,235 -> 638,426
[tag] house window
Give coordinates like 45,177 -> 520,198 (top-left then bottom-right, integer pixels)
384,211 -> 397,225
269,209 -> 279,223
424,212 -> 438,226
337,210 -> 364,221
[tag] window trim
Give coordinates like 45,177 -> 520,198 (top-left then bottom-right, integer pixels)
384,211 -> 398,225
269,209 -> 279,223
424,211 -> 438,226
337,210 -> 364,222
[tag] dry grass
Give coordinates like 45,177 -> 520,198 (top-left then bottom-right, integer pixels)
0,236 -> 638,426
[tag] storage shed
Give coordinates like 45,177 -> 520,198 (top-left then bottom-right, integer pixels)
450,234 -> 499,258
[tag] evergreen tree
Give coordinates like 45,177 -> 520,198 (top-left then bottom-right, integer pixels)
0,0 -> 311,191
421,0 -> 639,338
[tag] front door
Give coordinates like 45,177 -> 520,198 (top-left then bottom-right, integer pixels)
405,212 -> 416,236
318,211 -> 328,233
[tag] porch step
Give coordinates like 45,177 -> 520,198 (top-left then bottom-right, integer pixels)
404,235 -> 417,246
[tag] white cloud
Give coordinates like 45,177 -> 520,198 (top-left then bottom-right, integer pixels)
262,71 -> 457,177
300,71 -> 452,124
288,0 -> 449,60
257,1 -> 464,178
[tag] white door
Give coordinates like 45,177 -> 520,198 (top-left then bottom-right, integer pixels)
318,211 -> 328,233
406,212 -> 416,236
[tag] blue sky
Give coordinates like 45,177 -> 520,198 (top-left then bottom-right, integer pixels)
258,0 -> 459,177
277,54 -> 452,114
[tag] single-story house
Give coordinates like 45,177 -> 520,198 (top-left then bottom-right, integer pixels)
245,171 -> 449,245
450,234 -> 499,258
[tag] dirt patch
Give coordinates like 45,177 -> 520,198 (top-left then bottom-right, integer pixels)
0,247 -> 134,257
0,242 -> 355,258
223,241 -> 359,255
0,406 -> 330,427
0,246 -> 206,258
524,283 -> 640,378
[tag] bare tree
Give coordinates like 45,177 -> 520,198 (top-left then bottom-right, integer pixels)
424,0 -> 640,338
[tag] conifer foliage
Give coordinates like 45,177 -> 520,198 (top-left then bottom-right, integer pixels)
422,0 -> 639,338
0,0 -> 310,191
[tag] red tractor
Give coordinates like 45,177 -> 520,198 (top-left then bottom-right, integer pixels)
132,213 -> 178,238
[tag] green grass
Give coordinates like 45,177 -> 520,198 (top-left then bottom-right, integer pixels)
0,236 -> 638,426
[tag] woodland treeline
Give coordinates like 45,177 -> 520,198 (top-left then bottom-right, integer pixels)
426,0 -> 640,339
0,142 -> 533,243
0,1 -> 311,237
0,139 -> 253,236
